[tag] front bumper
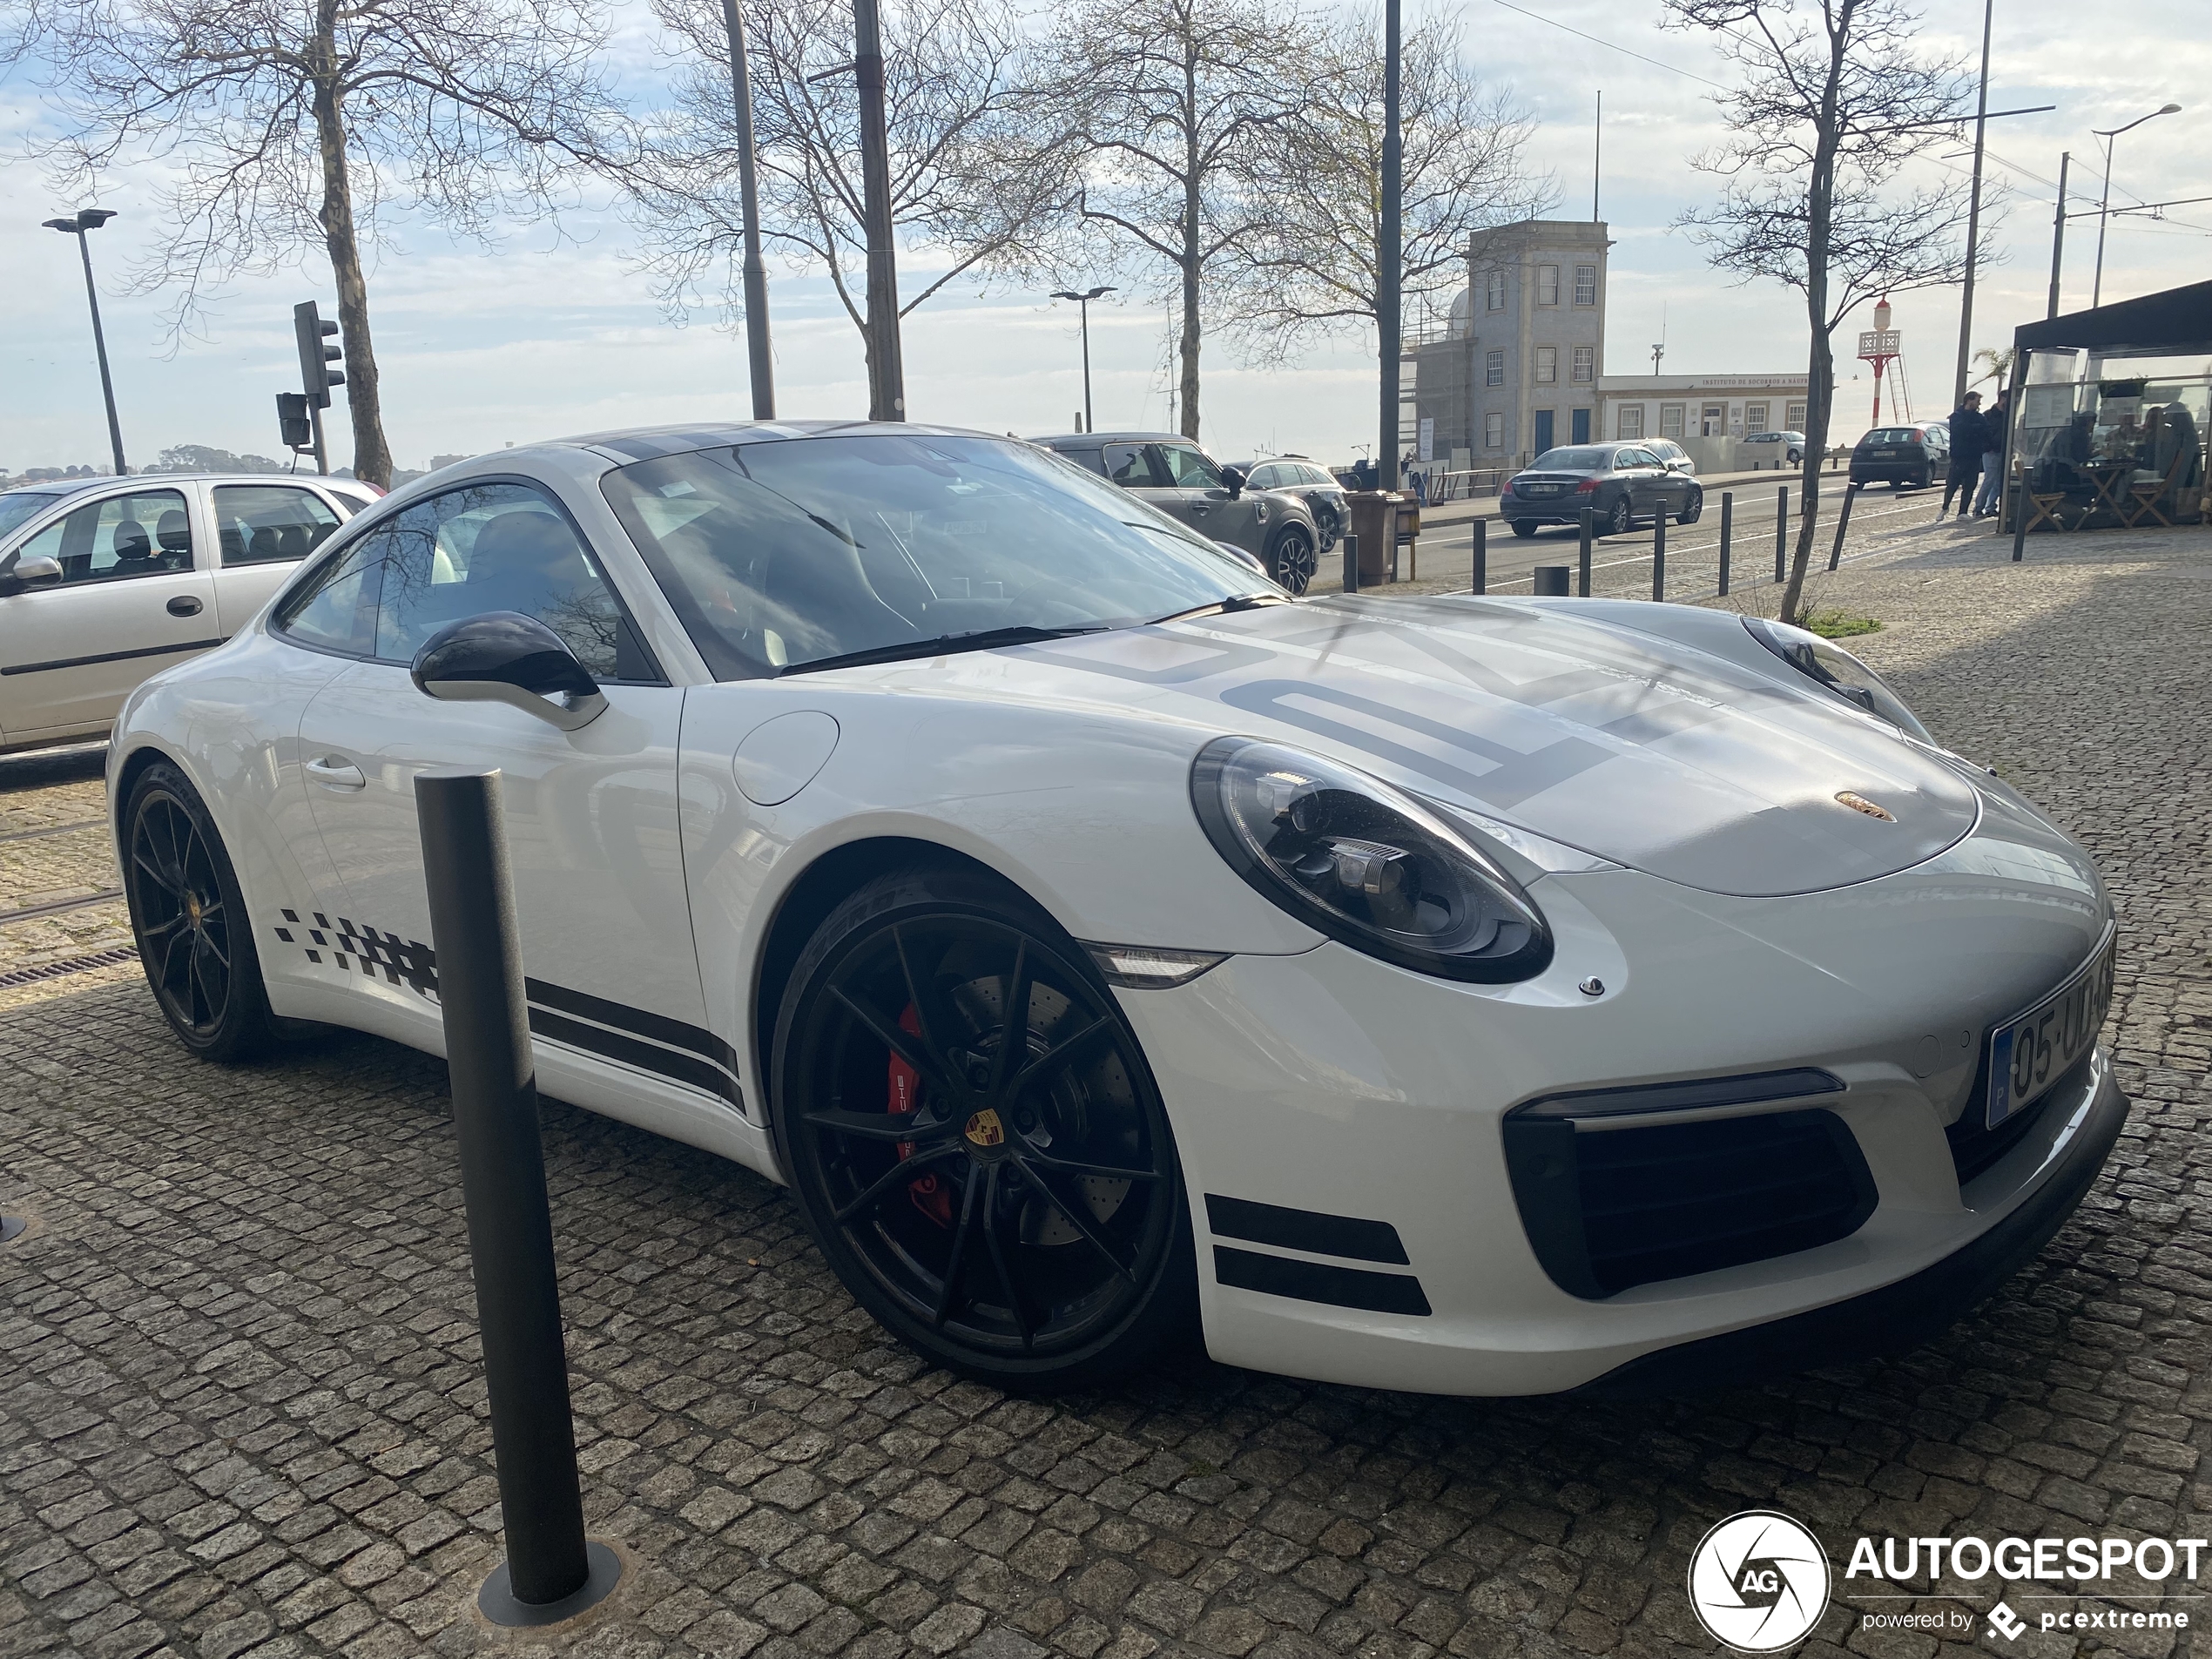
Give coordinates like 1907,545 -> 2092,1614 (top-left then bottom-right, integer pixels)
1112,840 -> 2118,1396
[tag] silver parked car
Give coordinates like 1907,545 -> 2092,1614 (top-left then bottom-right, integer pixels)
1743,430 -> 1807,466
0,473 -> 372,754
1030,432 -> 1323,594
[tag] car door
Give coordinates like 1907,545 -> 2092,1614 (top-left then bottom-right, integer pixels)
1157,442 -> 1260,551
0,485 -> 218,739
1100,442 -> 1179,524
1612,448 -> 1656,518
287,476 -> 733,1109
207,482 -> 346,636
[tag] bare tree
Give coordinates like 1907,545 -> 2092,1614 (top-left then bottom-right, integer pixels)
633,0 -> 1075,397
1223,11 -> 1550,357
6,0 -> 628,487
1663,0 -> 1977,622
1050,0 -> 1311,440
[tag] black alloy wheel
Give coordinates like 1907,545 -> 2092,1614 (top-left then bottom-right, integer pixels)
123,761 -> 280,1060
1677,488 -> 1704,526
1268,525 -> 1317,595
1312,505 -> 1340,550
1608,495 -> 1634,536
772,866 -> 1195,1386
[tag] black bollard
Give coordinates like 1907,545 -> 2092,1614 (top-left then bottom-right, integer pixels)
1827,482 -> 1859,571
1533,564 -> 1570,596
1652,512 -> 1666,602
1718,493 -> 1733,596
1470,520 -> 1487,595
1775,486 -> 1788,583
415,769 -> 621,1627
2012,478 -> 2029,563
1577,509 -> 1594,597
1342,532 -> 1359,594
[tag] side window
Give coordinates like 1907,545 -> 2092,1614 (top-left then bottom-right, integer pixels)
273,530 -> 389,656
212,485 -> 341,566
15,489 -> 193,585
1158,445 -> 1224,489
1101,443 -> 1158,487
1245,465 -> 1279,489
370,482 -> 652,682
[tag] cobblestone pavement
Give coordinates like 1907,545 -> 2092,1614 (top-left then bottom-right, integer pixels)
0,745 -> 136,1012
5,525 -> 2212,1659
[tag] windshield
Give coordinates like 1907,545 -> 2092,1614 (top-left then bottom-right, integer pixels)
601,434 -> 1267,679
1862,428 -> 1924,445
1532,448 -> 1612,471
0,490 -> 69,542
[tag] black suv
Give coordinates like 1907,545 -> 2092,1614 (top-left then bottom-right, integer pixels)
1030,432 -> 1323,593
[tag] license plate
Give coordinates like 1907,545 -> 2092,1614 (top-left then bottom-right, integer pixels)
1986,931 -> 2117,1130
1872,448 -> 1898,458
1524,484 -> 1561,496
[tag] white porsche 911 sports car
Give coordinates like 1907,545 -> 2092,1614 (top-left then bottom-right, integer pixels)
108,421 -> 2124,1396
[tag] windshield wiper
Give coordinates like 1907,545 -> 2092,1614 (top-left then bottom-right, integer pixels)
1150,593 -> 1285,626
780,624 -> 1109,677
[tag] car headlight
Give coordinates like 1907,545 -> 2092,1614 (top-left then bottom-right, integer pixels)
1190,738 -> 1553,981
1742,617 -> 1932,742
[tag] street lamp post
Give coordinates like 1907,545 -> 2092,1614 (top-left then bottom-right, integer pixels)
2092,103 -> 2182,307
1050,286 -> 1115,431
43,209 -> 126,476
1377,0 -> 1402,492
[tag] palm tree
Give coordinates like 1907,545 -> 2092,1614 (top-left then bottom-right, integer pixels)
1972,346 -> 2014,394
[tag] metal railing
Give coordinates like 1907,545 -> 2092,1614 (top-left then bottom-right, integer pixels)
1424,469 -> 1507,502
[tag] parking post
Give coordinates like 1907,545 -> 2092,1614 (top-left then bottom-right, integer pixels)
1342,533 -> 1359,593
1827,482 -> 1859,571
1775,486 -> 1788,583
1533,564 -> 1570,596
1470,519 -> 1487,595
1718,493 -> 1733,596
415,769 -> 622,1628
1652,512 -> 1666,601
2012,477 -> 2030,563
1577,509 -> 1593,597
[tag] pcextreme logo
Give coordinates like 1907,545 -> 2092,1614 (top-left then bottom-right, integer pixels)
1687,1511 -> 1831,1652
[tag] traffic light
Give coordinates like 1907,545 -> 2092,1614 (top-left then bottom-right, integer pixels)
275,392 -> 313,452
293,300 -> 343,408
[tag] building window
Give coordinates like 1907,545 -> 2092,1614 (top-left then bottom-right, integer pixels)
1571,346 -> 1594,383
1617,406 -> 1645,439
1535,346 -> 1556,384
1786,401 -> 1807,428
1574,265 -> 1596,306
1485,349 -> 1505,387
1745,402 -> 1769,430
1660,403 -> 1685,439
1537,265 -> 1559,307
1484,411 -> 1504,448
1486,271 -> 1506,311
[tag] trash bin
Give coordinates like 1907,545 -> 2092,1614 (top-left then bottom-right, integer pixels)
1346,492 -> 1416,583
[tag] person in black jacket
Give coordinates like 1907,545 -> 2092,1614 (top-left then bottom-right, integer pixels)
1940,394 -> 1988,517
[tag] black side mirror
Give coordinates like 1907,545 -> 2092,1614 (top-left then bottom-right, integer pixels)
1220,465 -> 1245,498
410,611 -> 607,730
0,554 -> 63,597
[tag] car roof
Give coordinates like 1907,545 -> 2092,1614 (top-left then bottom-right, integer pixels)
542,419 -> 1044,467
1029,431 -> 1190,448
0,472 -> 362,501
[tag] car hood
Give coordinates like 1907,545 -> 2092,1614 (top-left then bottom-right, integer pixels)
872,595 -> 1983,898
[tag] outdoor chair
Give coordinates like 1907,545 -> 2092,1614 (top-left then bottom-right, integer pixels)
2121,450 -> 2195,529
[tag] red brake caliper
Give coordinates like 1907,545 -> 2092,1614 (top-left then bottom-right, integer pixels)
890,1004 -> 954,1226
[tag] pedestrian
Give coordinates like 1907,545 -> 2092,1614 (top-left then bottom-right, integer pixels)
1972,388 -> 2010,516
1940,392 -> 1986,517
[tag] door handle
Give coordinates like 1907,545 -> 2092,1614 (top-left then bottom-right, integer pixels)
167,596 -> 203,617
304,756 -> 367,790
1189,502 -> 1211,515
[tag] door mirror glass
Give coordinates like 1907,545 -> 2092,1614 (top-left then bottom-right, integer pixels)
410,610 -> 607,730
0,554 -> 63,597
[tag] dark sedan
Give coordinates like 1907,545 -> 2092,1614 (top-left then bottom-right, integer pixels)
1849,422 -> 1950,489
1500,444 -> 1703,538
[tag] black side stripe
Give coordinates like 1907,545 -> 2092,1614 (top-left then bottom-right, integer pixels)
523,975 -> 742,1082
527,1007 -> 744,1109
1213,1247 -> 1432,1317
1204,1195 -> 1409,1265
2,637 -> 225,676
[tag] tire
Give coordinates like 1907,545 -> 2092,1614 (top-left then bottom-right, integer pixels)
771,865 -> 1197,1389
1312,507 -> 1340,551
121,759 -> 281,1062
1510,519 -> 1539,539
1607,496 -> 1633,536
1676,488 -> 1703,526
1266,525 -> 1317,596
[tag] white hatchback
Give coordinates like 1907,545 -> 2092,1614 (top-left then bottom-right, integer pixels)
0,474 -> 372,754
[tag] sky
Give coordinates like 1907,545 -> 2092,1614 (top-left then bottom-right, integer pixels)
2,0 -> 2207,476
